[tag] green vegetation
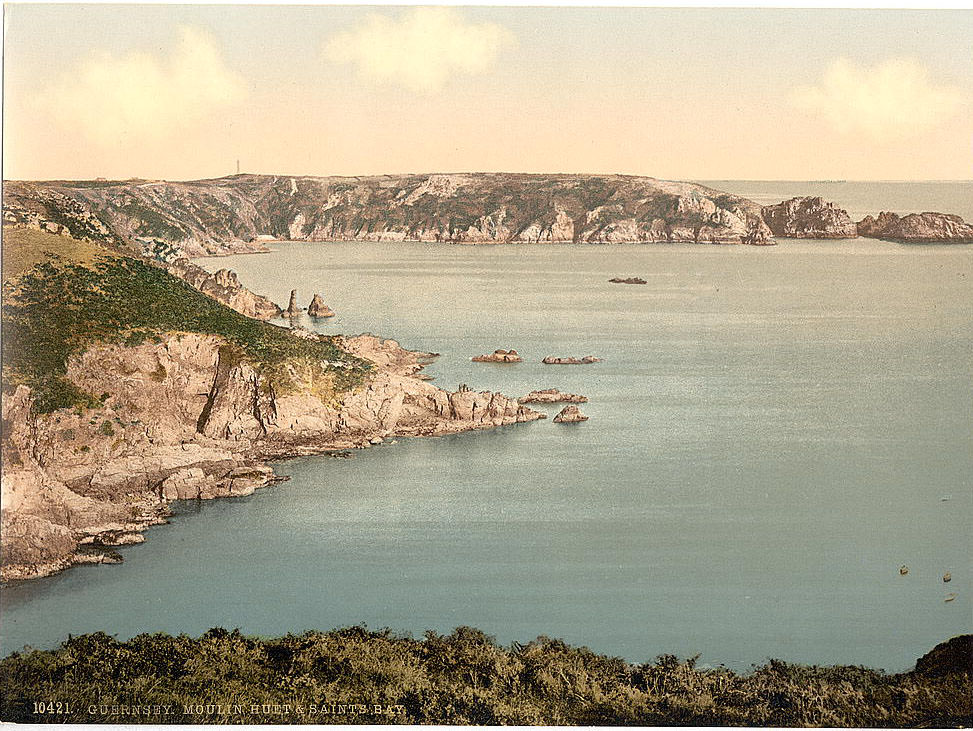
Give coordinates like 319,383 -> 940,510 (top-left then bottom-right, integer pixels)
0,629 -> 968,726
1,228 -> 370,413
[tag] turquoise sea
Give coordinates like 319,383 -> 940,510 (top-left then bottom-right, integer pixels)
2,182 -> 970,672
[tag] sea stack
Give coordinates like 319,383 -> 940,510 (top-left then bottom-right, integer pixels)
307,293 -> 335,318
285,289 -> 301,317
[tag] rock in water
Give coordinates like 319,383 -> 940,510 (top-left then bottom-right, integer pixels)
761,197 -> 857,239
285,289 -> 301,317
857,211 -> 973,243
307,293 -> 335,318
472,349 -> 522,363
609,277 -> 647,285
553,405 -> 589,423
520,388 -> 588,404
543,355 -> 601,365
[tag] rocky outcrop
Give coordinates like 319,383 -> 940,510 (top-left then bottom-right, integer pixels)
520,389 -> 588,404
857,212 -> 973,243
761,197 -> 857,239
284,289 -> 301,317
472,349 -> 522,363
609,277 -> 647,285
166,259 -> 282,320
3,173 -> 775,256
553,405 -> 588,423
912,635 -> 972,677
543,355 -> 601,365
0,332 -> 543,581
308,294 -> 335,318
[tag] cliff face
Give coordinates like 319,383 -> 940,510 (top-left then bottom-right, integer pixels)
0,332 -> 543,581
4,173 -> 773,256
762,197 -> 858,239
857,211 -> 973,243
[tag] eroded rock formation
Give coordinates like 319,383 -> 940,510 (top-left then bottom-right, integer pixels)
857,212 -> 973,243
553,405 -> 589,423
761,197 -> 857,239
542,355 -> 601,365
308,294 -> 335,318
167,259 -> 282,320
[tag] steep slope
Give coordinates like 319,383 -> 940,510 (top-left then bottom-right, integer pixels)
4,173 -> 773,257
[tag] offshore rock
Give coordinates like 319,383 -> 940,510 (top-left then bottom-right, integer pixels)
285,289 -> 301,317
857,211 -> 973,243
761,197 -> 857,239
609,277 -> 647,285
520,388 -> 588,404
308,293 -> 335,318
472,349 -> 522,363
543,355 -> 601,365
553,405 -> 589,423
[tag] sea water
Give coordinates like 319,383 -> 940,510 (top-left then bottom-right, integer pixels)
2,183 -> 970,672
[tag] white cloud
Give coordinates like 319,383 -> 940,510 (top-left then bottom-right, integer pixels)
325,7 -> 514,94
792,58 -> 965,143
39,27 -> 247,146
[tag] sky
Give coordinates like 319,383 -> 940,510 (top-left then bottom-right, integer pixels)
3,4 -> 972,181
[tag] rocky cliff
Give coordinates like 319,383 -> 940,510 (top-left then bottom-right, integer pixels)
0,233 -> 542,580
856,211 -> 973,243
1,332 -> 543,581
4,173 -> 773,256
762,196 -> 858,239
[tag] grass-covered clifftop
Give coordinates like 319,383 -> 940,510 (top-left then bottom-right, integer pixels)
0,628 -> 969,726
1,228 -> 370,413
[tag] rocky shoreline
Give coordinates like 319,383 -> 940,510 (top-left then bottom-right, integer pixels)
0,332 -> 543,582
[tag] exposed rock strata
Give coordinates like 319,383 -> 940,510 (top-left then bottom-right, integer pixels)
308,294 -> 335,318
553,405 -> 588,423
520,389 -> 588,404
857,212 -> 973,243
0,333 -> 542,581
3,173 -> 775,257
166,259 -> 282,320
472,349 -> 522,363
543,355 -> 601,365
761,197 -> 857,239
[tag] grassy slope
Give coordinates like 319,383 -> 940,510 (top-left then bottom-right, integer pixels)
0,628 -> 969,726
1,228 -> 370,413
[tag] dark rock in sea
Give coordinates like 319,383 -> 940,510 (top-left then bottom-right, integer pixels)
553,405 -> 589,423
472,349 -> 522,363
285,289 -> 301,317
857,211 -> 973,243
542,355 -> 600,365
913,635 -> 972,677
308,293 -> 335,318
609,277 -> 647,284
762,197 -> 857,239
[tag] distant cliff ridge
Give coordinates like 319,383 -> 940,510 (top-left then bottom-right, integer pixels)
3,173 -> 773,257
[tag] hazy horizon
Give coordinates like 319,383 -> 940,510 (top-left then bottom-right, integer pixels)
4,6 -> 972,182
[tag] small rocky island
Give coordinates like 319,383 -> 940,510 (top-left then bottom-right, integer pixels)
553,405 -> 588,423
762,196 -> 858,238
520,388 -> 588,403
543,355 -> 601,365
609,277 -> 647,285
857,211 -> 973,243
472,349 -> 522,363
